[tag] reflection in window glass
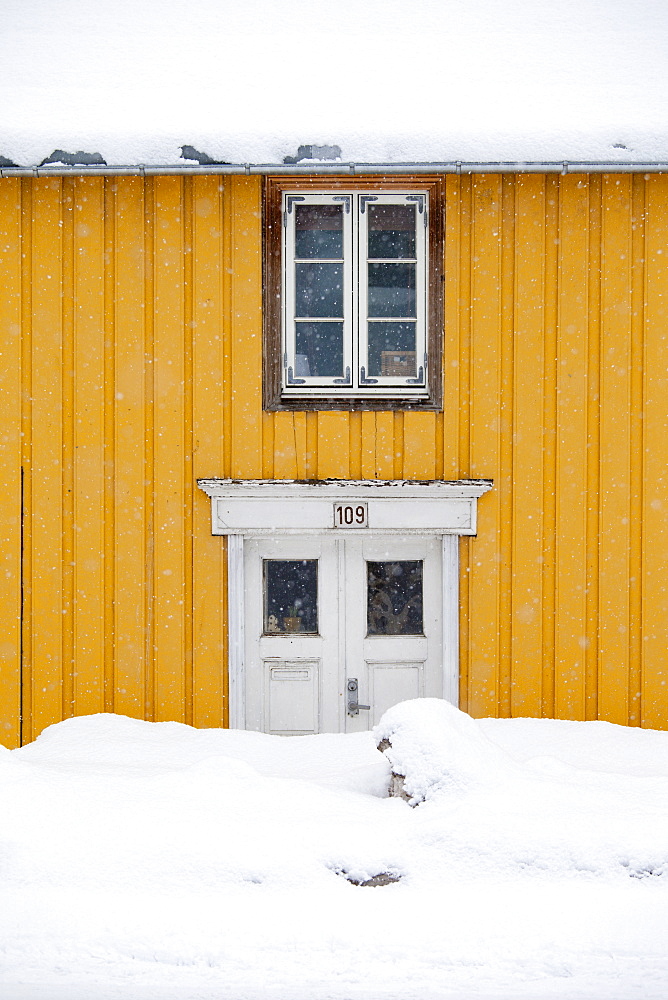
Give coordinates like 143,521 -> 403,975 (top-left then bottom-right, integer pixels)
295,204 -> 343,259
367,263 -> 416,317
367,322 -> 417,377
296,262 -> 343,318
264,560 -> 318,634
367,561 -> 423,635
295,322 -> 344,377
367,204 -> 416,259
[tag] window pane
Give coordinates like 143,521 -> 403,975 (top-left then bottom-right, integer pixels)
367,322 -> 417,378
367,204 -> 416,259
295,322 -> 344,377
264,560 -> 318,634
367,561 -> 423,636
367,263 -> 416,317
296,262 -> 343,317
295,205 -> 343,259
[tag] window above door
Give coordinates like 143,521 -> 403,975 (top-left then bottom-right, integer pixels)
264,177 -> 445,411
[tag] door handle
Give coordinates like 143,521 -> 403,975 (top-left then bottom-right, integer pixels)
347,678 -> 370,716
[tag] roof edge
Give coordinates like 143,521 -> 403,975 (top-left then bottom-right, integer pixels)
2,160 -> 668,178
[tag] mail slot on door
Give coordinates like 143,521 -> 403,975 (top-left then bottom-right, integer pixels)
333,503 -> 368,528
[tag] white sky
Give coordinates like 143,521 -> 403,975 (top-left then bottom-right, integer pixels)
2,0 -> 668,165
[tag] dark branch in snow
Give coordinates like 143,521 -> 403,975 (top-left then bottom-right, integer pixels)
283,144 -> 342,164
180,145 -> 230,165
39,150 -> 106,167
0,155 -> 18,167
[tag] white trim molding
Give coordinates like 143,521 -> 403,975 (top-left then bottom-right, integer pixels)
442,534 -> 460,706
226,534 -> 245,730
198,478 -> 493,536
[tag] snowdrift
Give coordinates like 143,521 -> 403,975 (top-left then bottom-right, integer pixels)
2,702 -> 668,1000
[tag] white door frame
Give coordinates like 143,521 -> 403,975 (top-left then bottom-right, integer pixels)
198,479 -> 492,729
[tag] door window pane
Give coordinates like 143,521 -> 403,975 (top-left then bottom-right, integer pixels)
367,560 -> 423,635
264,560 -> 318,634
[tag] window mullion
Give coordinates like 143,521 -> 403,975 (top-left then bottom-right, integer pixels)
283,196 -> 298,386
415,195 -> 427,383
356,194 -> 369,387
342,194 -> 354,388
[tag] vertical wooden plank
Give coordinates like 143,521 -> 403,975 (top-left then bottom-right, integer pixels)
374,412 -> 395,479
262,412 -> 275,478
265,411 -> 308,479
434,411 -> 444,480
498,176 -> 515,718
584,177 -> 601,720
317,412 -> 350,478
113,178 -> 149,720
541,176 -> 559,718
61,180 -> 75,721
598,175 -> 632,724
192,175 -> 226,728
348,412 -> 362,479
273,411 -> 300,478
227,177 -> 263,478
628,175 -> 646,725
0,179 -> 22,747
182,179 -> 195,726
304,412 -> 318,478
19,181 -> 34,743
30,178 -> 64,737
443,176 -> 462,480
402,412 -> 436,479
103,180 -> 116,713
360,411 -> 377,479
153,175 -> 186,722
454,176 -> 473,712
392,412 -> 404,478
511,175 -> 545,717
293,413 -> 307,479
642,174 -> 668,729
72,177 -> 106,716
467,174 -> 503,718
554,175 -> 590,720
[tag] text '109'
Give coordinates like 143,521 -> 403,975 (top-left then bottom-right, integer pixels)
333,503 -> 368,528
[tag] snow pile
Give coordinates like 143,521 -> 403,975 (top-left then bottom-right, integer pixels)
376,696 -> 511,802
376,700 -> 668,886
2,705 -> 668,999
1,0 -> 668,166
16,711 -> 390,795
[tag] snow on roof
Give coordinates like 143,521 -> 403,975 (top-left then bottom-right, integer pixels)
2,0 -> 668,169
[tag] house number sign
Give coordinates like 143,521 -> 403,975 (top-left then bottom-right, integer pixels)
333,502 -> 368,528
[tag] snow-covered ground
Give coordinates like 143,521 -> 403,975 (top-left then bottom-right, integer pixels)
1,700 -> 667,1000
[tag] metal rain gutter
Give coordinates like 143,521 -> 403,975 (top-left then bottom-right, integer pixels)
1,160 -> 668,178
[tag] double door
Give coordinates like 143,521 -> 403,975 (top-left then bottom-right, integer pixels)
243,534 -> 443,734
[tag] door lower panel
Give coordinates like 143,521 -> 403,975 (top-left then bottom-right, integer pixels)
264,658 -> 321,735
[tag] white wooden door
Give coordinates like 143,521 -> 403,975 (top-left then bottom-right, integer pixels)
342,535 -> 442,732
243,534 -> 443,734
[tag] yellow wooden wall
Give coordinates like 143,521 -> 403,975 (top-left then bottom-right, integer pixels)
1,172 -> 667,747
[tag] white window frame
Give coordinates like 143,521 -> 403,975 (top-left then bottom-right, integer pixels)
282,191 -> 429,400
